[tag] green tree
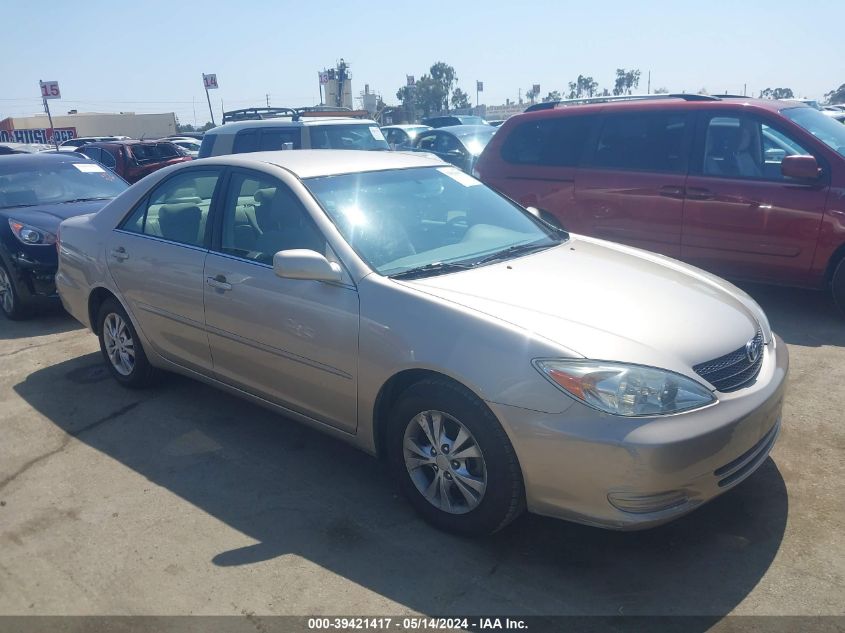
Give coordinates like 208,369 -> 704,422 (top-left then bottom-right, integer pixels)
451,88 -> 470,109
543,90 -> 561,102
825,83 -> 845,104
760,87 -> 795,100
613,69 -> 641,96
567,75 -> 599,99
653,87 -> 669,94
414,75 -> 447,117
430,62 -> 457,111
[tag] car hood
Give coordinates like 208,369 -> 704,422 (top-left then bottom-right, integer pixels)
1,199 -> 111,233
402,235 -> 764,380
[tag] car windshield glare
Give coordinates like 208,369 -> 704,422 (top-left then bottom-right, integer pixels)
304,166 -> 561,276
782,107 -> 845,158
0,161 -> 127,208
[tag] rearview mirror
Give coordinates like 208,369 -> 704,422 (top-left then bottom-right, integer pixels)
273,249 -> 343,283
781,155 -> 821,181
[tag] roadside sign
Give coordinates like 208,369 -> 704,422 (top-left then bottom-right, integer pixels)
477,81 -> 484,92
407,75 -> 415,87
532,83 -> 541,95
203,73 -> 219,90
39,80 -> 61,100
319,72 -> 329,85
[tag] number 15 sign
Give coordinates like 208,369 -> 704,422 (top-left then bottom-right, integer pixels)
39,81 -> 61,100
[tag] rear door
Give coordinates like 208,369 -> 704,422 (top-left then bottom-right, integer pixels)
682,111 -> 829,284
481,114 -> 597,229
575,110 -> 692,257
108,168 -> 224,372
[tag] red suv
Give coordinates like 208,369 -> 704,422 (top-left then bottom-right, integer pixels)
77,140 -> 192,184
475,95 -> 845,307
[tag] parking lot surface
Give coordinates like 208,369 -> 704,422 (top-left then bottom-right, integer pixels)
0,283 -> 843,619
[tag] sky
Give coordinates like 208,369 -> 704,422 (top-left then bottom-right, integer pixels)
1,0 -> 843,125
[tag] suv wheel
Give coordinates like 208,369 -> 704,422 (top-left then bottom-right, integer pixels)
832,258 -> 845,315
387,378 -> 525,535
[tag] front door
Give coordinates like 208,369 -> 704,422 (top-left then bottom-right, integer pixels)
682,112 -> 829,284
574,110 -> 693,258
107,168 -> 223,372
202,169 -> 360,432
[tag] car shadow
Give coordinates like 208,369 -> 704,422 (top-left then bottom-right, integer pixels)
14,353 -> 788,621
738,283 -> 845,348
0,306 -> 82,341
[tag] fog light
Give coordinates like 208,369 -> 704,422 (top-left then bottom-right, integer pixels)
608,490 -> 689,514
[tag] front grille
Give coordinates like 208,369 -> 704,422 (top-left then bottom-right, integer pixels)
693,329 -> 764,392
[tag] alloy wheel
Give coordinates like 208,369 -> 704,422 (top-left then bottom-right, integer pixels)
0,267 -> 14,315
403,410 -> 487,514
102,312 -> 136,376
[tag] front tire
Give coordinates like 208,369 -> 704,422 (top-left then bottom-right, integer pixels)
388,378 -> 525,535
97,298 -> 157,388
0,262 -> 29,320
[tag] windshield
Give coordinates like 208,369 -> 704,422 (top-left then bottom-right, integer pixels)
782,107 -> 845,158
310,124 -> 390,150
457,129 -> 496,155
131,143 -> 181,162
304,166 -> 562,276
0,160 -> 127,208
459,116 -> 487,125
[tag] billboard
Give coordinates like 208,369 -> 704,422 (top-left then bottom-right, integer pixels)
0,127 -> 77,144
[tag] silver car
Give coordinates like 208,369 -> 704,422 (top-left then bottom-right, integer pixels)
56,150 -> 788,535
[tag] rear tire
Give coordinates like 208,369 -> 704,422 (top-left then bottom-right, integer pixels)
97,298 -> 157,388
832,258 -> 845,316
387,378 -> 525,536
0,262 -> 29,320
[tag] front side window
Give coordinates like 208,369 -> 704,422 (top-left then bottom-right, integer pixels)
304,166 -> 562,276
700,115 -> 814,181
592,112 -> 688,173
416,132 -> 438,151
0,159 -> 127,209
218,172 -> 325,264
309,124 -> 389,150
121,169 -> 221,247
98,147 -> 117,169
781,106 -> 845,158
501,116 -> 595,167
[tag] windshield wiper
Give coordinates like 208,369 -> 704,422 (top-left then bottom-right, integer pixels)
390,261 -> 473,280
60,197 -> 112,204
472,241 -> 558,266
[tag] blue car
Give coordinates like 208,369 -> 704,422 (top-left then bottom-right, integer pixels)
0,152 -> 128,319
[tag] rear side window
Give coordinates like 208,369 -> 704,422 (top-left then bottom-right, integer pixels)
232,129 -> 260,154
259,129 -> 301,151
591,112 -> 689,173
309,124 -> 389,150
501,116 -> 596,167
197,134 -> 216,158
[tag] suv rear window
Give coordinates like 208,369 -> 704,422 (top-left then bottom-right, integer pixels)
232,128 -> 303,154
309,124 -> 389,150
501,116 -> 596,167
591,112 -> 688,173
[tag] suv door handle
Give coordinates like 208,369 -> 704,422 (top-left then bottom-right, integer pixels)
686,187 -> 714,201
659,185 -> 685,199
110,247 -> 129,261
206,275 -> 232,291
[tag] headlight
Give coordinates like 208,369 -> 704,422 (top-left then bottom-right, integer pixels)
8,219 -> 56,246
534,359 -> 716,417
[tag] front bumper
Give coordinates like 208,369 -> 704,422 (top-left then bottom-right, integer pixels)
2,248 -> 59,304
489,334 -> 789,530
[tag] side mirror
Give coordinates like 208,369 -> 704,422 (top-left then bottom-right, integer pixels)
781,155 -> 821,181
273,249 -> 343,283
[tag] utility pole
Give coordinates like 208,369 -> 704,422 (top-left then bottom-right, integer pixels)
647,70 -> 651,94
266,93 -> 270,107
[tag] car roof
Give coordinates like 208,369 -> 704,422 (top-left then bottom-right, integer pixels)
83,140 -> 175,147
193,149 -> 445,179
0,151 -> 94,170
519,95 -> 806,119
438,124 -> 495,136
207,117 -> 378,135
381,124 -> 430,130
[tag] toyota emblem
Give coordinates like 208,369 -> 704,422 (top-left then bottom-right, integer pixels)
745,337 -> 762,363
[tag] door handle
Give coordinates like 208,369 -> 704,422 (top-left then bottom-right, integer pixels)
659,185 -> 685,199
206,275 -> 232,291
110,246 -> 129,261
686,187 -> 714,201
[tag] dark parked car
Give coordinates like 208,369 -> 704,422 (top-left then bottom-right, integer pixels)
77,140 -> 191,184
412,125 -> 496,173
0,153 -> 128,319
421,115 -> 488,128
381,124 -> 432,149
475,94 -> 845,309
